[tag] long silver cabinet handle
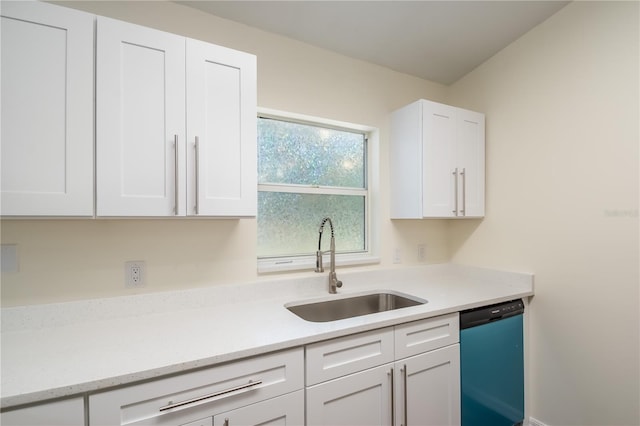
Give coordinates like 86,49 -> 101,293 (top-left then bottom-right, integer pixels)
174,135 -> 179,215
460,167 -> 466,216
452,168 -> 459,216
159,380 -> 263,412
389,368 -> 395,426
194,136 -> 200,215
402,365 -> 408,426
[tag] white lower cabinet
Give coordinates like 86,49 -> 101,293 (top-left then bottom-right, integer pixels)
395,344 -> 461,426
0,397 -> 84,426
8,315 -> 459,426
89,348 -> 303,426
305,313 -> 460,426
213,390 -> 304,426
306,365 -> 393,426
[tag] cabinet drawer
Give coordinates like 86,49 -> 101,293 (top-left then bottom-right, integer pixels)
395,313 -> 459,359
306,327 -> 394,386
1,397 -> 84,426
90,348 -> 303,426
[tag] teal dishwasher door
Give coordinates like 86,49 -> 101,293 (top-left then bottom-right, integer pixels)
460,305 -> 524,426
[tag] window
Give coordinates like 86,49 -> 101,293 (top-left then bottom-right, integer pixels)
257,109 -> 378,272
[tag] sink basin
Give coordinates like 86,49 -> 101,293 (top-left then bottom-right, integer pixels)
285,291 -> 427,322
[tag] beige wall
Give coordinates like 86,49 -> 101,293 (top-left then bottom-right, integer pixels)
1,0 -> 450,305
449,2 -> 639,425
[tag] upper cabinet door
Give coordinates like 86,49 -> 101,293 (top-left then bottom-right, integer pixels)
186,39 -> 257,217
456,109 -> 485,218
1,1 -> 94,216
96,17 -> 186,217
422,101 -> 458,218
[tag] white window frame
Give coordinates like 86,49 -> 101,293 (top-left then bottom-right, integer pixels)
257,107 -> 380,273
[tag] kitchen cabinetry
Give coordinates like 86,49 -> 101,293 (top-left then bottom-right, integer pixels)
0,397 -> 84,426
96,16 -> 256,217
395,314 -> 461,426
390,99 -> 485,218
0,1 -> 94,216
306,313 -> 460,426
89,348 -> 303,425
306,328 -> 395,425
307,364 -> 393,425
1,1 -> 256,218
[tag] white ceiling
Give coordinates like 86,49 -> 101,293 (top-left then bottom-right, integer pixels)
177,1 -> 569,85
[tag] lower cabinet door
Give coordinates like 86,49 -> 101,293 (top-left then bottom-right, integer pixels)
306,364 -> 393,426
396,344 -> 461,426
213,391 -> 304,426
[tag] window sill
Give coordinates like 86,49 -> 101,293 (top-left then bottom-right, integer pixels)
258,253 -> 380,274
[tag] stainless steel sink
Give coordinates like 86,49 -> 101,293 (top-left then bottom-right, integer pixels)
285,291 -> 427,322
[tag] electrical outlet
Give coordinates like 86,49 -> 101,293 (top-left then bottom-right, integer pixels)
1,244 -> 18,273
393,248 -> 402,264
125,261 -> 145,288
417,244 -> 426,263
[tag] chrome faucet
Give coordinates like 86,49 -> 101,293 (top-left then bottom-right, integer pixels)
315,217 -> 343,294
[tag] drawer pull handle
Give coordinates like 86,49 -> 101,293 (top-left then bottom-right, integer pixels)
159,380 -> 263,412
402,365 -> 408,426
389,368 -> 395,426
174,135 -> 179,215
194,136 -> 200,215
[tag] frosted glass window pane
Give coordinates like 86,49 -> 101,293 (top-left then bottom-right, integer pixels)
258,192 -> 365,258
258,118 -> 365,188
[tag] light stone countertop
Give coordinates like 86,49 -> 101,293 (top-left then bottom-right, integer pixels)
0,263 -> 534,409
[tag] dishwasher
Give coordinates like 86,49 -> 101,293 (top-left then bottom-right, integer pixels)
460,299 -> 525,426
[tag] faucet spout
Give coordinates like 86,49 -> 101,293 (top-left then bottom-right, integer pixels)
315,217 -> 343,294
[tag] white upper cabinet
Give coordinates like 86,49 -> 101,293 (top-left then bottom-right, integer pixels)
186,39 -> 257,217
390,99 -> 485,219
97,17 -> 256,217
1,1 -> 94,216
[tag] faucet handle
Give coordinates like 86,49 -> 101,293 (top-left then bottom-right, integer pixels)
329,276 -> 342,294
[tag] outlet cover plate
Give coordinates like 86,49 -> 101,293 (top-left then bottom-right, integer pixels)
125,261 -> 145,288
